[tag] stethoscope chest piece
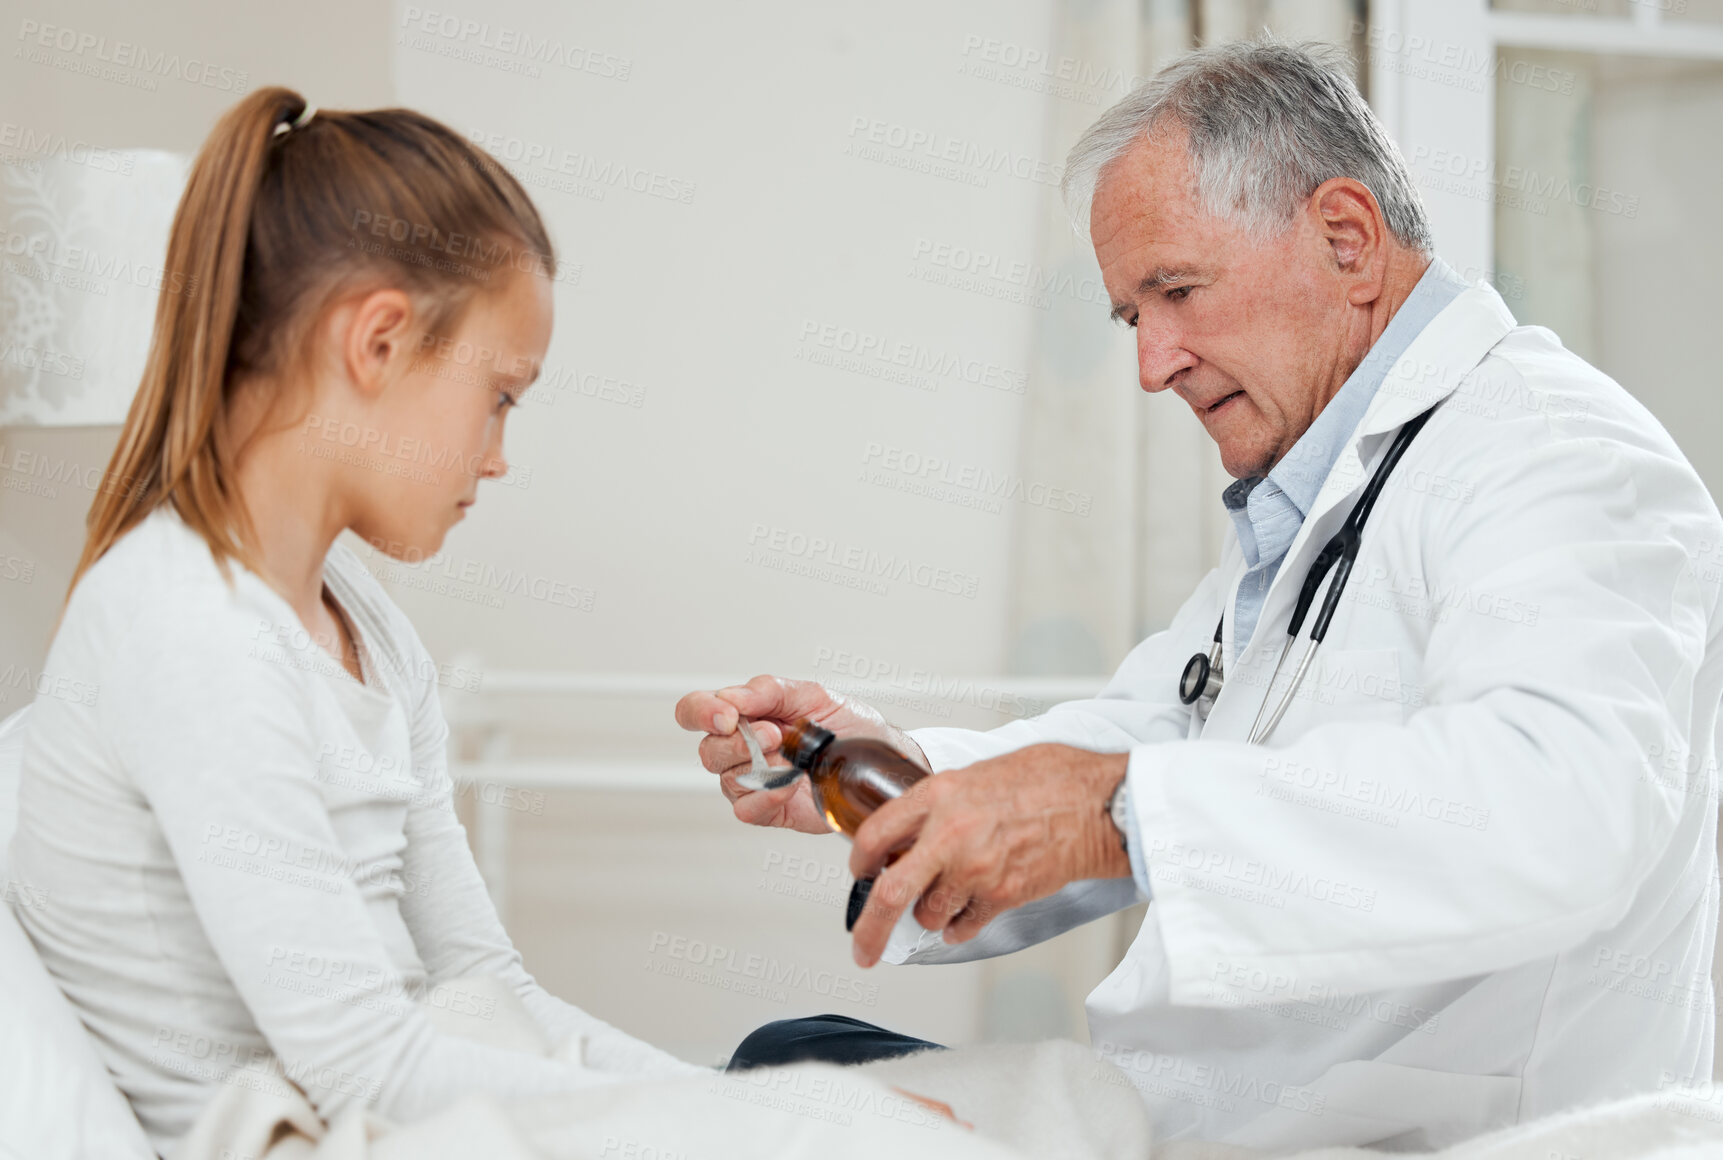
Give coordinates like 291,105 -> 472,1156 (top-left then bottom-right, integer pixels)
1179,623 -> 1225,708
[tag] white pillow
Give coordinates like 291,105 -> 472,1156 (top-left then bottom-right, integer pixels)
0,707 -> 156,1160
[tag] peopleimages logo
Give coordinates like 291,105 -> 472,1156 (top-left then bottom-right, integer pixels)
794,318 -> 1027,396
0,120 -> 134,172
860,441 -> 1091,517
1093,1041 -> 1328,1115
845,116 -> 1064,188
15,19 -> 250,92
398,6 -> 633,80
645,931 -> 879,1007
1142,837 -> 1377,912
0,664 -> 96,707
463,129 -> 696,205
0,340 -> 84,381
0,227 -> 199,296
1259,755 -> 1491,832
1351,20 -> 1576,95
744,523 -> 980,599
954,34 -> 1144,106
908,237 -> 1110,310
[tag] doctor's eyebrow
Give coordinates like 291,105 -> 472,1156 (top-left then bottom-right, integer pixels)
1110,266 -> 1204,321
1141,265 -> 1201,290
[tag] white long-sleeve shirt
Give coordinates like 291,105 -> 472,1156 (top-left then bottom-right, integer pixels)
8,506 -> 699,1155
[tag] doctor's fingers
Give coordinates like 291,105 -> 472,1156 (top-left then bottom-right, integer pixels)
912,874 -> 974,934
674,689 -> 741,735
713,673 -> 836,724
715,765 -> 754,804
849,791 -> 934,880
851,847 -> 944,968
728,777 -> 806,824
677,677 -> 836,737
698,720 -> 784,774
939,897 -> 1002,946
899,823 -> 1004,938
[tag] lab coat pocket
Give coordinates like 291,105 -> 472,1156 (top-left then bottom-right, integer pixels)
1222,1058 -> 1521,1151
1268,646 -> 1410,740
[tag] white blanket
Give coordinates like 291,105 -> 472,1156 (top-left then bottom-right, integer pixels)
168,978 -> 1723,1160
169,976 -> 1051,1160
863,1046 -> 1723,1160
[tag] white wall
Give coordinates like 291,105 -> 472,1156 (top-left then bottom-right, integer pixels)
382,0 -> 1079,686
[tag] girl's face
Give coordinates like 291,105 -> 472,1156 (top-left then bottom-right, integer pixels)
347,268 -> 554,562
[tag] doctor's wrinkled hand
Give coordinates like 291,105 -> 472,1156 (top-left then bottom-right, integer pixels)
846,744 -> 1133,968
673,674 -> 929,833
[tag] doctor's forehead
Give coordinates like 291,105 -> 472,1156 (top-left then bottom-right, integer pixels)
1090,134 -> 1249,291
1092,150 -> 1213,282
1090,129 -> 1200,234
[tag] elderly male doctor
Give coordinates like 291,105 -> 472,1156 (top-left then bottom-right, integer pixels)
677,40 -> 1723,1150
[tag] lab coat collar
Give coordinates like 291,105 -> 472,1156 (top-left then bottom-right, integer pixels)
1348,279 -> 1519,447
1306,278 -> 1518,521
1228,279 -> 1519,668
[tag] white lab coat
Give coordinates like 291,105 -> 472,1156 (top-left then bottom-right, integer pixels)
885,281 -> 1723,1150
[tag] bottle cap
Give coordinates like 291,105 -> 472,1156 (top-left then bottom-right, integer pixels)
780,718 -> 836,770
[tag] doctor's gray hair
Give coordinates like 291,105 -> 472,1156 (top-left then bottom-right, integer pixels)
1061,39 -> 1433,254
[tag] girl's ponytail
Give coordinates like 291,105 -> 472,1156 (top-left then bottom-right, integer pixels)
77,88 -> 306,587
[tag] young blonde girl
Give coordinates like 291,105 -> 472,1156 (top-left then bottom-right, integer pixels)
9,87 -> 696,1155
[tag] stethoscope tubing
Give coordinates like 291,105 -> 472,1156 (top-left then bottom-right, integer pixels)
1185,407 -> 1436,744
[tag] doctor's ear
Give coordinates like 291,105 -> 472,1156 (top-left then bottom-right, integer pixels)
1309,177 -> 1388,305
332,287 -> 418,399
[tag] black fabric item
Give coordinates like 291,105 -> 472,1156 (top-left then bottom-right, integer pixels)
725,1013 -> 945,1071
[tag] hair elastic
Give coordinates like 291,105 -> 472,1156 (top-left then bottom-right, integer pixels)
272,104 -> 317,137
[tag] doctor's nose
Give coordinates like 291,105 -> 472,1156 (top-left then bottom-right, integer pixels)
1137,321 -> 1197,394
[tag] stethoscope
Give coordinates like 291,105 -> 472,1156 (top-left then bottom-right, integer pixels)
1178,408 -> 1434,744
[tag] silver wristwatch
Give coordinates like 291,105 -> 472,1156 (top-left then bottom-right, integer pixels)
1107,778 -> 1131,851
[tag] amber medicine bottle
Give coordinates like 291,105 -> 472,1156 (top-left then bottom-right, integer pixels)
779,719 -> 926,930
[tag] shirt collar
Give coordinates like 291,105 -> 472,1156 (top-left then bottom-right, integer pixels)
1223,256 -> 1469,523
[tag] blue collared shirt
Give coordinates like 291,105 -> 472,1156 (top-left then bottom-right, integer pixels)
1121,257 -> 1470,897
1221,257 -> 1469,653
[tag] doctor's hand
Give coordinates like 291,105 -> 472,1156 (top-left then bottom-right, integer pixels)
847,744 -> 1131,968
674,674 -> 929,835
